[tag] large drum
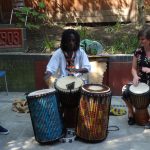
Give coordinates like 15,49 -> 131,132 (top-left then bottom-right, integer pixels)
129,82 -> 150,125
55,76 -> 83,128
76,84 -> 111,142
26,89 -> 64,144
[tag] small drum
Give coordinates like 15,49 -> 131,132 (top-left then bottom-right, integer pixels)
129,82 -> 150,125
55,76 -> 84,107
55,76 -> 83,128
76,84 -> 111,142
26,89 -> 64,144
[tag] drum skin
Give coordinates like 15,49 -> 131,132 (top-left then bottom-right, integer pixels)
26,89 -> 65,144
76,84 -> 111,142
129,83 -> 150,125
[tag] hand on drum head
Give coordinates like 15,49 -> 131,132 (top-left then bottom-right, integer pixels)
133,76 -> 141,86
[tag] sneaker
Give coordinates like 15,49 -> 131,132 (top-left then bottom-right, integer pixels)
0,125 -> 9,135
128,117 -> 135,125
145,122 -> 150,129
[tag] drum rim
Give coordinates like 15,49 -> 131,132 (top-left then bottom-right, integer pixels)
81,84 -> 110,94
27,88 -> 56,98
129,83 -> 150,95
55,76 -> 83,92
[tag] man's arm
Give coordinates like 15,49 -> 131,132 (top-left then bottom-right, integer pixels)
44,71 -> 52,81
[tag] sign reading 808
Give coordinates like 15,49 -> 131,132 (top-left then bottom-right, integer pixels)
0,28 -> 23,48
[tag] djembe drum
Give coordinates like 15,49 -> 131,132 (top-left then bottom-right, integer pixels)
129,82 -> 150,125
55,76 -> 83,128
26,89 -> 64,144
76,84 -> 111,142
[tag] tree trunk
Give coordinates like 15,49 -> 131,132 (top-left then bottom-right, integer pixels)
137,0 -> 145,26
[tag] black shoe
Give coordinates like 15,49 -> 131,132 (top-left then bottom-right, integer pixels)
145,122 -> 150,129
128,117 -> 135,125
0,125 -> 9,135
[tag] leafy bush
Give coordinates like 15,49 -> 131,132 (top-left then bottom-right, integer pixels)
76,26 -> 92,40
15,2 -> 47,30
104,22 -> 122,33
105,34 -> 138,54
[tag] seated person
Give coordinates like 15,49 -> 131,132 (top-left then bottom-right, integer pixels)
122,26 -> 150,128
44,29 -> 91,86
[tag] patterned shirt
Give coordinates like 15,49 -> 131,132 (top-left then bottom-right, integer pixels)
134,47 -> 150,85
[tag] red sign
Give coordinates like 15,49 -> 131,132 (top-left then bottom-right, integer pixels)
0,28 -> 23,48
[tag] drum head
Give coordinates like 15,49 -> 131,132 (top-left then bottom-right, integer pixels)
55,76 -> 83,92
82,84 -> 110,94
28,88 -> 55,97
129,82 -> 149,94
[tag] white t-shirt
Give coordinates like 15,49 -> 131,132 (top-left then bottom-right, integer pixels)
46,47 -> 91,77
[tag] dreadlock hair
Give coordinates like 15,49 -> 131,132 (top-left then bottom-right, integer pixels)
60,29 -> 80,52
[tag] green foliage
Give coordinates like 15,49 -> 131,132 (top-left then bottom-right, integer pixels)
14,1 -> 58,53
15,2 -> 47,30
106,34 -> 138,54
103,23 -> 139,54
38,1 -> 45,9
76,26 -> 92,40
104,22 -> 122,33
43,40 -> 56,53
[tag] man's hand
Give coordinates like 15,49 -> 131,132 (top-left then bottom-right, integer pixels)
44,71 -> 52,81
66,68 -> 88,74
74,68 -> 88,73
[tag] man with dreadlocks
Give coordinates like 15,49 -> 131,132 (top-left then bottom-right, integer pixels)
44,29 -> 91,86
